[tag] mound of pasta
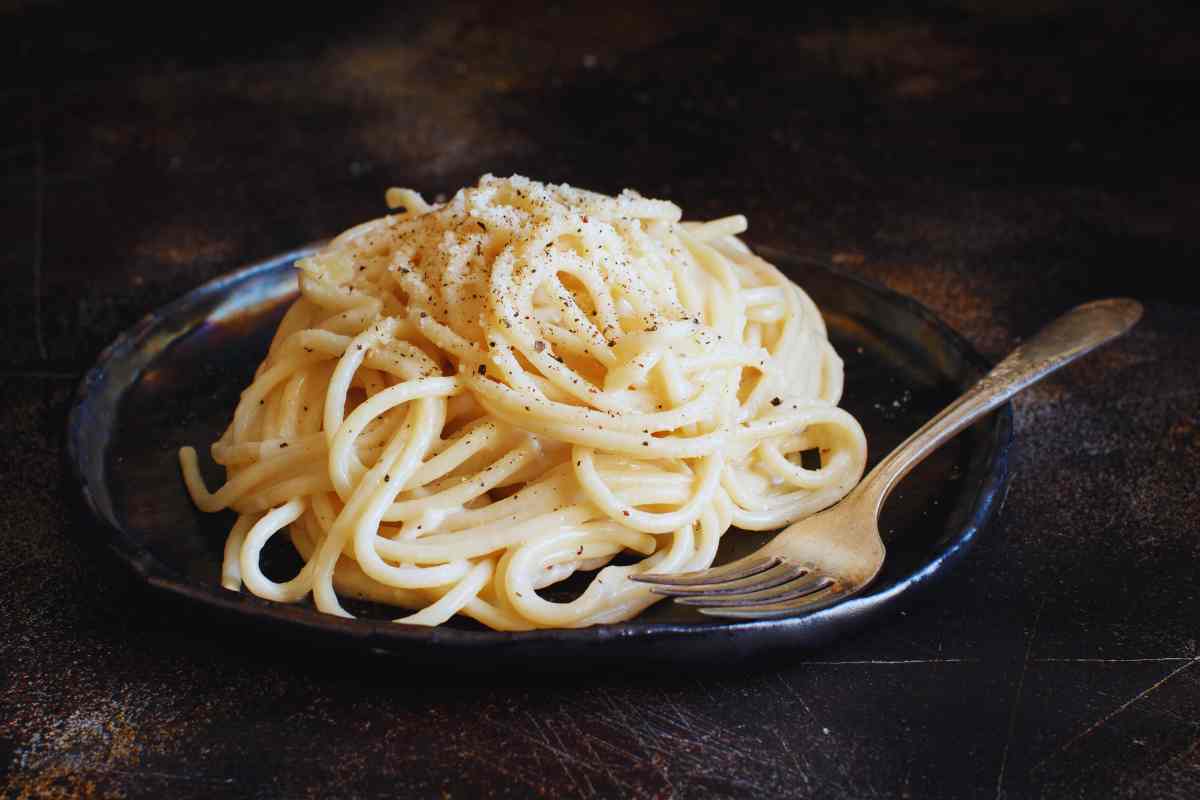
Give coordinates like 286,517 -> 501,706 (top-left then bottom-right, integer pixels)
180,175 -> 867,630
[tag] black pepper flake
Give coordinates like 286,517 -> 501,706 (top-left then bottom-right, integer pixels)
771,397 -> 782,406
642,441 -> 649,446
384,475 -> 391,482
419,312 -> 427,318
477,221 -> 486,231
478,364 -> 487,375
280,442 -> 288,448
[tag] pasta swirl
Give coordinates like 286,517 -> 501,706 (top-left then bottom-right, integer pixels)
180,175 -> 866,629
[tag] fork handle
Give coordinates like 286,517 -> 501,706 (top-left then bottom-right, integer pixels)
860,298 -> 1143,506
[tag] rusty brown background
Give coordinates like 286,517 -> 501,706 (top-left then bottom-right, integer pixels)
2,2 -> 1199,798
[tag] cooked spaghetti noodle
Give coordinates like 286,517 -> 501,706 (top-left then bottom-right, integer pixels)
180,175 -> 867,630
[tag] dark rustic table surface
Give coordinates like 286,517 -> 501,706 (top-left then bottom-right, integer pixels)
3,3 -> 1198,798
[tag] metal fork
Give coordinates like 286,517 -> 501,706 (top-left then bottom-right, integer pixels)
632,298 -> 1143,619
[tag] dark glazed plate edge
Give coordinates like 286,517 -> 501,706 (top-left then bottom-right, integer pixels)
66,245 -> 1013,665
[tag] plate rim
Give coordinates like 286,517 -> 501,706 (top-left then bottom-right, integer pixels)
66,244 -> 1013,656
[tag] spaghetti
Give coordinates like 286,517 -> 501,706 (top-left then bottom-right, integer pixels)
180,175 -> 867,630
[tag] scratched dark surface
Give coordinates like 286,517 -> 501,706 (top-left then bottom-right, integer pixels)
3,2 -> 1199,798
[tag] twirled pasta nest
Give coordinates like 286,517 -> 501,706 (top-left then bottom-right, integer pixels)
181,175 -> 866,629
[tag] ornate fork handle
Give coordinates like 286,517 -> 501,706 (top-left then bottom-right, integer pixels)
862,298 -> 1144,508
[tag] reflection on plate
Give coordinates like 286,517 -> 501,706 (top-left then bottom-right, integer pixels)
67,245 -> 1010,665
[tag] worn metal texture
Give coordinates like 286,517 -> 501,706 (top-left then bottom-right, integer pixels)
2,2 -> 1198,798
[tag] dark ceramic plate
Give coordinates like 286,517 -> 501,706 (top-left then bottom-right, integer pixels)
67,245 -> 1011,666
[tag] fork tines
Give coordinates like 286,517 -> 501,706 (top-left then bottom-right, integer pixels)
632,557 -> 844,618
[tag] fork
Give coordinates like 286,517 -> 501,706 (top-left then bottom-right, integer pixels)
631,298 -> 1144,619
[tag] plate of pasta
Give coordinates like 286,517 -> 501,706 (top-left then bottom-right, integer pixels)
68,176 -> 1010,664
